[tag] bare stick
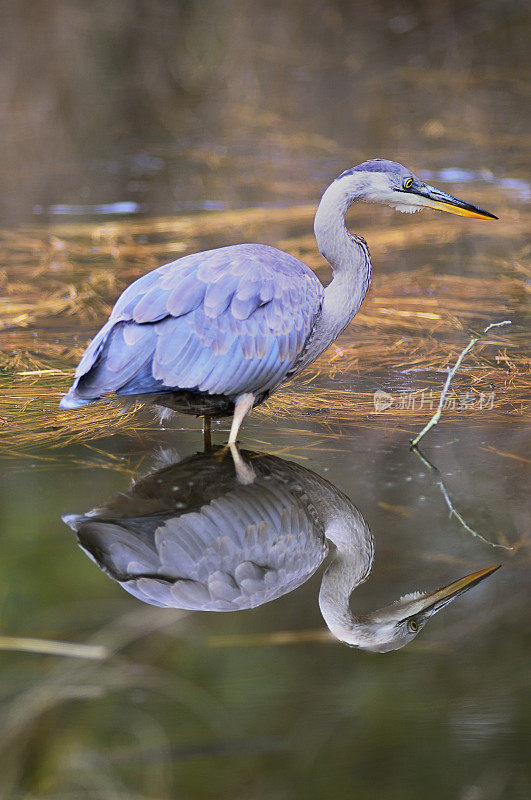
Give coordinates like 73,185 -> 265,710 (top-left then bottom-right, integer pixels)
412,447 -> 512,550
410,320 -> 511,448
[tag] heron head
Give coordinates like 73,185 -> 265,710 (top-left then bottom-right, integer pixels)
337,159 -> 497,220
339,564 -> 500,653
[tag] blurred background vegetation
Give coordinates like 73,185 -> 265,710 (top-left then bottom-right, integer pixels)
1,0 -> 529,224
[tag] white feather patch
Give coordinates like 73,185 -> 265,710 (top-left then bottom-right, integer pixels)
395,590 -> 423,605
389,203 -> 424,214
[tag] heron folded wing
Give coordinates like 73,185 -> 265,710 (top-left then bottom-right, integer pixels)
64,243 -> 324,402
75,322 -> 157,397
71,461 -> 329,611
76,521 -> 162,579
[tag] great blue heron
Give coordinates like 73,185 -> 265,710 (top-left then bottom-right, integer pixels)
63,447 -> 499,652
60,160 -> 496,443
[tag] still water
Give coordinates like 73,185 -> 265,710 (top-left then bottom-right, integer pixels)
0,2 -> 529,798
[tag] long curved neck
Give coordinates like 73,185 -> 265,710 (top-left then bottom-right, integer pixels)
301,180 -> 371,366
318,507 -> 374,645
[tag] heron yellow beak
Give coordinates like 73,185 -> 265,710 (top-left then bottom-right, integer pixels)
415,564 -> 501,616
414,183 -> 498,220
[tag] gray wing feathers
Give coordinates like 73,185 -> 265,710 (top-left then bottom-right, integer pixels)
66,244 -> 324,402
73,321 -> 114,380
76,323 -> 157,395
75,481 -> 327,611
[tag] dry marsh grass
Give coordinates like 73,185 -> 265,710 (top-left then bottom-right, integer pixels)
0,203 -> 529,456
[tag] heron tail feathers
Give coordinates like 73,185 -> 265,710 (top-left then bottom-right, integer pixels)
59,393 -> 94,410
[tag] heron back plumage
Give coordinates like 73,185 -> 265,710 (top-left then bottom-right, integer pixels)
67,451 -> 329,610
61,244 -> 324,410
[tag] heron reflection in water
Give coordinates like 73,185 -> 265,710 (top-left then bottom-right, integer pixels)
64,448 -> 498,653
60,160 -> 496,444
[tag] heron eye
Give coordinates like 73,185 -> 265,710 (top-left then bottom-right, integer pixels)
403,177 -> 414,190
408,619 -> 418,632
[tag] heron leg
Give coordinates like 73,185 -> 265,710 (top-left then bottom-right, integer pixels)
228,393 -> 255,445
203,416 -> 212,451
229,443 -> 256,485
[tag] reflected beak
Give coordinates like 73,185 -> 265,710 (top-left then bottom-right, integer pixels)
411,564 -> 501,618
411,183 -> 498,220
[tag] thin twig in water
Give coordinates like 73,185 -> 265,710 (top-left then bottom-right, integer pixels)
410,320 -> 512,447
412,447 -> 512,550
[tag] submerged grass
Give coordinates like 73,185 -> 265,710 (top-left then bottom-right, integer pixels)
0,203 -> 529,456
